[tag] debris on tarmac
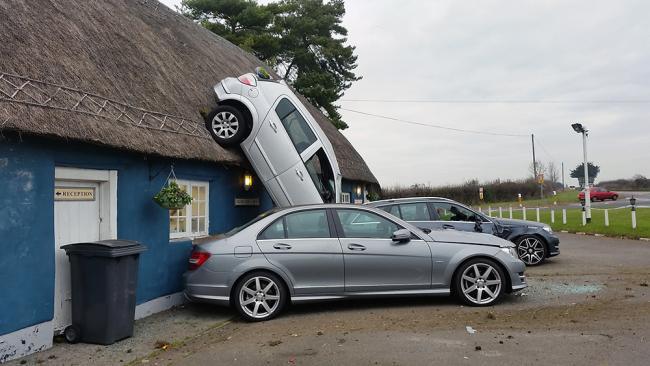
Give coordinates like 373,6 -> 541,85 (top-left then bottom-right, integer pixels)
466,326 -> 477,334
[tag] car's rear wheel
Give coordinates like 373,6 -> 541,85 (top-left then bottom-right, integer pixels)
454,258 -> 506,306
516,236 -> 547,266
234,272 -> 287,322
206,105 -> 250,147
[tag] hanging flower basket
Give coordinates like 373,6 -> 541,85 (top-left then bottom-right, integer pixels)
154,181 -> 192,209
153,166 -> 192,209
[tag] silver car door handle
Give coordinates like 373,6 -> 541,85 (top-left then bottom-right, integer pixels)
442,224 -> 455,229
347,243 -> 366,251
270,121 -> 278,132
273,243 -> 292,250
295,169 -> 304,181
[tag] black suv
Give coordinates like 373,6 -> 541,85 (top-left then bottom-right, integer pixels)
366,197 -> 560,266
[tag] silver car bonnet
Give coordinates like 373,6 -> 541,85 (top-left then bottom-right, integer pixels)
427,229 -> 514,248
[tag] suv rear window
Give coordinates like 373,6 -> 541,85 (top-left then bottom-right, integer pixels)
275,98 -> 317,154
399,202 -> 430,221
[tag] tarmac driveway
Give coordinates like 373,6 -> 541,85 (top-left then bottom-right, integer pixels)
10,233 -> 650,366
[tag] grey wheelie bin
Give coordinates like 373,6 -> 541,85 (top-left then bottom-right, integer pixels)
61,240 -> 146,345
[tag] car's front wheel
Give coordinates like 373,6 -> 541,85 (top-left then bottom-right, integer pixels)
516,236 -> 547,266
205,105 -> 250,147
454,258 -> 506,306
233,272 -> 287,322
612,195 -> 618,201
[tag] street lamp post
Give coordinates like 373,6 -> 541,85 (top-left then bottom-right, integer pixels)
572,123 -> 591,223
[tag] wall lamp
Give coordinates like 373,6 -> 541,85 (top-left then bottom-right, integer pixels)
243,173 -> 253,191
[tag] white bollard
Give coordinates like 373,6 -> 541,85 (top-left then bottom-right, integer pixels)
522,207 -> 527,220
562,209 -> 567,224
509,206 -> 513,219
488,206 -> 492,217
551,209 -> 555,224
632,210 -> 637,229
478,206 -> 482,213
582,211 -> 586,226
536,207 -> 540,222
604,209 -> 609,227
499,207 -> 503,218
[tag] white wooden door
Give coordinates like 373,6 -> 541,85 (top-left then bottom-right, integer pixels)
53,180 -> 101,332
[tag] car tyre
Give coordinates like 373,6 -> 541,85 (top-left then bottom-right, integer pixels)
515,235 -> 547,266
205,105 -> 250,147
454,258 -> 506,307
612,195 -> 618,201
63,325 -> 80,344
233,271 -> 287,322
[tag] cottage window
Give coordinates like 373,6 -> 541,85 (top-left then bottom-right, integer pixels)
169,180 -> 209,239
341,192 -> 351,204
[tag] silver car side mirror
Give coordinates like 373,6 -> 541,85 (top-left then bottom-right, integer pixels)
391,229 -> 411,243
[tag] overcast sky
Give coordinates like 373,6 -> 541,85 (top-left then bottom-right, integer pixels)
160,0 -> 650,187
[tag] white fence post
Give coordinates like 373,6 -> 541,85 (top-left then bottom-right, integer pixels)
582,211 -> 586,226
522,207 -> 527,220
562,209 -> 567,224
499,207 -> 503,218
488,206 -> 492,217
536,207 -> 540,222
604,209 -> 609,227
551,209 -> 555,224
509,206 -> 513,219
478,206 -> 482,213
632,210 -> 637,229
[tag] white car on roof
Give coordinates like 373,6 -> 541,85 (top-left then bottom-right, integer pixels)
205,68 -> 342,207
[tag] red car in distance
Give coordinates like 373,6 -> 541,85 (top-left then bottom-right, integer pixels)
578,187 -> 619,202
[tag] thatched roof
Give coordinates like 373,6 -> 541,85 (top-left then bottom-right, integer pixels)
0,0 -> 377,184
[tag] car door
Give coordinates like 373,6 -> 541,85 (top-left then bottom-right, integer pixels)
429,201 -> 494,235
334,208 -> 432,292
256,209 -> 344,295
247,98 -> 300,183
276,160 -> 323,205
273,97 -> 338,204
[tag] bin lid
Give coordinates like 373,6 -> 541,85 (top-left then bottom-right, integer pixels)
61,240 -> 147,258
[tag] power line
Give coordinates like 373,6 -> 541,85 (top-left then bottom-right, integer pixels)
340,98 -> 650,104
535,138 -> 557,163
339,107 -> 528,137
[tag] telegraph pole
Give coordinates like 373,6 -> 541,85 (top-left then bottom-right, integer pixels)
561,161 -> 565,189
531,134 -> 543,198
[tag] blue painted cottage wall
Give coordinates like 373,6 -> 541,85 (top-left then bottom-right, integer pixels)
342,178 -> 365,203
0,141 -> 55,336
0,137 -> 272,335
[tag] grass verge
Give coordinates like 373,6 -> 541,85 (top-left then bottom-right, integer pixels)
489,207 -> 649,239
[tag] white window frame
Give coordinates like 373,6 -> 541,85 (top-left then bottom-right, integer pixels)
169,179 -> 209,239
341,192 -> 351,204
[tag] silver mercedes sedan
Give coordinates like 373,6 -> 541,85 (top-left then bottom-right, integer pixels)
184,204 -> 527,321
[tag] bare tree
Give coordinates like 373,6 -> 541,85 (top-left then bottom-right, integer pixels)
547,161 -> 560,185
528,160 -> 547,179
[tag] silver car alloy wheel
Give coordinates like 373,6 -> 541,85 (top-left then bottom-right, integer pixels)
211,111 -> 239,139
460,263 -> 502,305
239,276 -> 281,319
517,237 -> 545,265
